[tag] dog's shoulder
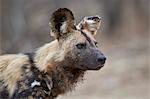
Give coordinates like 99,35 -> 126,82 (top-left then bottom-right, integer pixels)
0,54 -> 30,97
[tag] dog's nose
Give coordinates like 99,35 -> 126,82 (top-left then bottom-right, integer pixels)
97,56 -> 106,64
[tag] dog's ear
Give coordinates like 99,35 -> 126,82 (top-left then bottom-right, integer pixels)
49,8 -> 75,39
77,15 -> 101,37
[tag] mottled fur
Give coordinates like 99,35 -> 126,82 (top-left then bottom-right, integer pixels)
77,15 -> 101,36
0,8 -> 105,99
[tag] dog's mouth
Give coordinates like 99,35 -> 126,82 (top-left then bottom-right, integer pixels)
79,64 -> 104,70
89,65 -> 104,70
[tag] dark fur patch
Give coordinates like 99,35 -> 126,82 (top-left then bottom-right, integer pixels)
50,66 -> 85,97
50,8 -> 75,39
0,86 -> 9,99
11,53 -> 53,98
12,65 -> 52,98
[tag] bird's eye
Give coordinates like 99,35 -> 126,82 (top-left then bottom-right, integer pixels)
76,43 -> 86,49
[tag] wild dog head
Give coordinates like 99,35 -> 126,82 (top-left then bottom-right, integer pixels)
49,8 -> 106,70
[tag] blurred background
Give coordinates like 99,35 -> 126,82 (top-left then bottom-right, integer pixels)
0,0 -> 149,99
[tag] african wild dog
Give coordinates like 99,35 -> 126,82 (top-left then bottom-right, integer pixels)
0,8 -> 106,99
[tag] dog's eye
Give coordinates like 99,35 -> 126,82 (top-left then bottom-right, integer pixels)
76,43 -> 86,49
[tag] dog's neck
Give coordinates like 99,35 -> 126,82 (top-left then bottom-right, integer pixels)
50,64 -> 85,97
34,40 -> 60,72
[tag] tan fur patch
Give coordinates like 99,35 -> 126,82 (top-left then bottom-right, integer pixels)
35,40 -> 61,72
0,54 -> 29,96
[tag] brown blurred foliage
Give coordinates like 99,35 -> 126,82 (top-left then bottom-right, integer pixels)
0,0 -> 149,99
